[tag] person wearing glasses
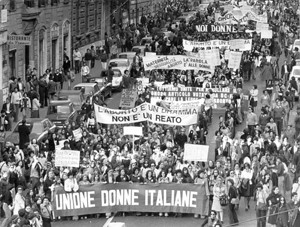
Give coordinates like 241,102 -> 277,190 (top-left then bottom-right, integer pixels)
201,210 -> 221,227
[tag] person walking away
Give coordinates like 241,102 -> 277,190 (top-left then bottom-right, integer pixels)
10,87 -> 22,122
100,48 -> 108,72
272,99 -> 286,137
107,66 -> 114,84
255,183 -> 268,227
2,97 -> 13,130
90,46 -> 96,68
68,68 -> 75,90
48,78 -> 56,100
18,119 -> 30,149
84,49 -> 92,68
31,94 -> 41,118
73,48 -> 82,74
38,75 -> 48,108
281,61 -> 291,84
62,56 -> 71,86
81,62 -> 90,83
227,178 -> 239,225
20,92 -> 31,119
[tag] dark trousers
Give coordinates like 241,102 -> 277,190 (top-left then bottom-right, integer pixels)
39,91 -> 45,107
30,177 -> 40,194
256,208 -> 267,227
228,204 -> 239,224
274,118 -> 283,136
91,58 -> 95,68
74,60 -> 80,73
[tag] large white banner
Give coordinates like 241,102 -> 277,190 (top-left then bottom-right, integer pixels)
143,55 -> 212,72
94,103 -> 198,126
183,39 -> 252,51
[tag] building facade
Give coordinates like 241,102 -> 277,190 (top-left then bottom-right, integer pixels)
71,0 -> 109,55
0,0 -> 71,106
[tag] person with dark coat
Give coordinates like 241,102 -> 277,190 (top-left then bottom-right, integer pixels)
174,128 -> 188,149
38,75 -> 48,108
281,60 -> 291,82
18,119 -> 30,149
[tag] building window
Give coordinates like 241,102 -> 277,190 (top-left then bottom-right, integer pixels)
94,0 -> 98,29
38,0 -> 46,7
9,0 -> 16,11
76,2 -> 80,34
85,1 -> 89,32
51,0 -> 59,5
24,0 -> 35,7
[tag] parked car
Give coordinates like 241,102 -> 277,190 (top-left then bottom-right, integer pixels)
290,39 -> 300,53
73,81 -> 109,99
0,118 -> 56,146
132,46 -> 146,56
47,100 -> 78,127
118,52 -> 136,64
108,59 -> 132,90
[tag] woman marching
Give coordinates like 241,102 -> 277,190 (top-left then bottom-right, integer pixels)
227,178 -> 239,225
211,175 -> 226,224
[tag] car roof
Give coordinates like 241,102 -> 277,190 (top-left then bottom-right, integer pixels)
292,66 -> 300,70
74,83 -> 97,87
119,52 -> 136,55
49,100 -> 71,105
110,58 -> 129,62
132,46 -> 145,49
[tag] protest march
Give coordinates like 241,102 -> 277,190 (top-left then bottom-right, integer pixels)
2,0 -> 300,227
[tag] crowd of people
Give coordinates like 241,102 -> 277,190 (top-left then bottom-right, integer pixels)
3,0 -> 300,227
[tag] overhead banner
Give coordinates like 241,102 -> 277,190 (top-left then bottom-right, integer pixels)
195,24 -> 238,33
142,55 -> 212,72
119,89 -> 138,109
53,183 -> 209,217
183,39 -> 252,51
94,103 -> 198,126
169,99 -> 205,110
151,87 -> 236,109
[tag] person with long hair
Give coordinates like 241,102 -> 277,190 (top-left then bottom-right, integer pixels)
255,183 -> 268,227
211,175 -> 226,224
276,196 -> 289,227
266,186 -> 282,227
227,178 -> 239,225
240,163 -> 254,211
194,170 -> 210,219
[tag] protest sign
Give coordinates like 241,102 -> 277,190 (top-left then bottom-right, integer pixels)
94,103 -> 198,126
256,22 -> 269,32
169,99 -> 204,110
72,128 -> 82,142
224,50 -> 230,60
123,126 -> 143,136
55,150 -> 80,168
183,144 -> 209,162
151,87 -> 236,109
260,30 -> 273,39
229,39 -> 252,51
53,183 -> 209,216
119,89 -> 138,109
215,12 -> 238,24
142,55 -> 212,72
228,51 -> 243,69
195,24 -> 238,33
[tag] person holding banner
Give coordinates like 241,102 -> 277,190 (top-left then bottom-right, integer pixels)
194,170 -> 210,219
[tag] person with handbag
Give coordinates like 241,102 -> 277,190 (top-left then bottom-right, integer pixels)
255,183 -> 268,227
227,178 -> 239,225
240,163 -> 254,211
40,197 -> 53,227
211,175 -> 226,224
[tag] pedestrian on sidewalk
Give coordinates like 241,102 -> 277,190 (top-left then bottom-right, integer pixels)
73,48 -> 82,74
91,46 -> 96,68
84,49 -> 92,69
81,62 -> 90,83
100,48 -> 108,72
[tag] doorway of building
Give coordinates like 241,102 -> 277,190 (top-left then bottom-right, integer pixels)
52,39 -> 57,72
